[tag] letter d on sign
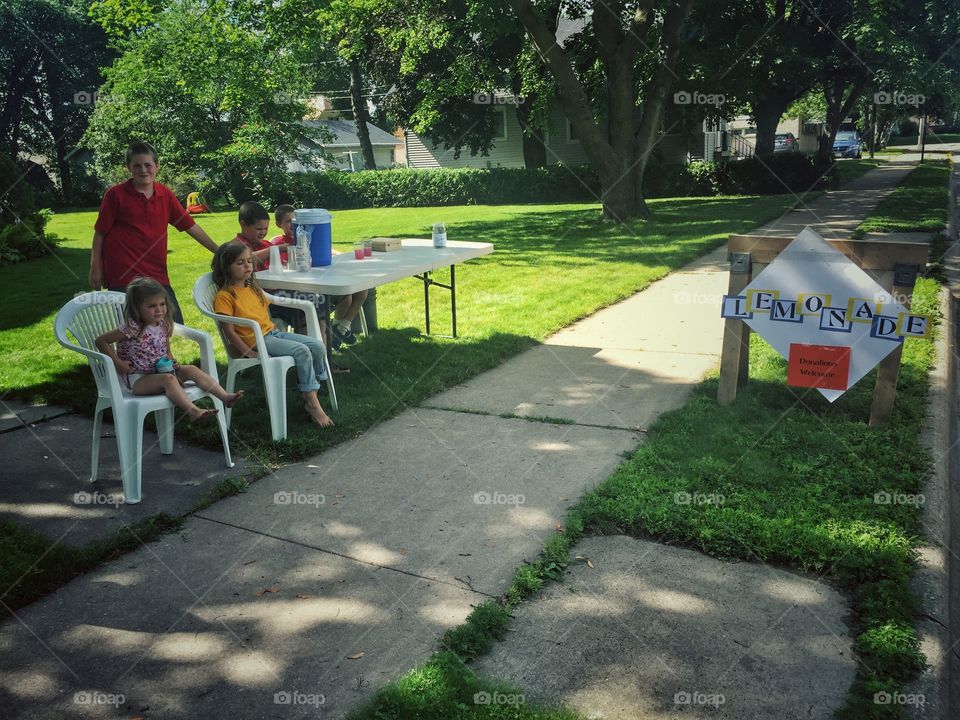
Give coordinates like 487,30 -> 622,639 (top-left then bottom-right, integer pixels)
870,315 -> 903,342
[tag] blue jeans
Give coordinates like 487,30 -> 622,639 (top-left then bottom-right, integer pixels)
263,329 -> 328,393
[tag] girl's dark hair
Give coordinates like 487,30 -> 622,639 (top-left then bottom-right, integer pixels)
124,276 -> 173,337
126,140 -> 158,165
212,241 -> 265,303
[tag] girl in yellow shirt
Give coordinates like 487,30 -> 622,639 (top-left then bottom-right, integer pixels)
212,242 -> 334,428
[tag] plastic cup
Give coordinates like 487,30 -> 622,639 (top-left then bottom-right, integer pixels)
353,242 -> 364,260
363,240 -> 372,257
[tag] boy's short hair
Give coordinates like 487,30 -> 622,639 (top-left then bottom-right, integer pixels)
275,204 -> 295,223
238,201 -> 270,226
125,140 -> 158,165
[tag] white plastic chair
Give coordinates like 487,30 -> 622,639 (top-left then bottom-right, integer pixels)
192,274 -> 337,441
54,291 -> 234,504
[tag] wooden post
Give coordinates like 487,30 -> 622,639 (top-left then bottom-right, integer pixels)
718,233 -> 929,423
869,270 -> 918,426
717,252 -> 752,405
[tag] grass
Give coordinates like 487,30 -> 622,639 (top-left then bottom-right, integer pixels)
854,161 -> 949,237
355,276 -> 940,720
350,191 -> 942,720
5,197 -> 806,468
833,158 -> 883,185
888,133 -> 960,146
0,513 -> 184,612
1,196 -> 808,616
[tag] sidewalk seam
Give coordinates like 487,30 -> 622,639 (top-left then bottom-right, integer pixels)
192,514 -> 498,599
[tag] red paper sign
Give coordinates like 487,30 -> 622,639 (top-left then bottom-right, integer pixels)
787,344 -> 851,390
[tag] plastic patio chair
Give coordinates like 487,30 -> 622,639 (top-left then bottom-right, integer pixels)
192,274 -> 338,441
53,291 -> 234,504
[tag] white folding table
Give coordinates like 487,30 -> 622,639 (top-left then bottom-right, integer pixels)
255,239 -> 494,337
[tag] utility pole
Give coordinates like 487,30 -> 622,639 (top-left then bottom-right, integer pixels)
920,113 -> 926,163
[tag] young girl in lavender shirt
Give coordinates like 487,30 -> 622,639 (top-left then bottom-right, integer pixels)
96,277 -> 243,422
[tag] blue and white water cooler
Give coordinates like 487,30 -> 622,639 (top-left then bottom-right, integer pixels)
292,208 -> 332,267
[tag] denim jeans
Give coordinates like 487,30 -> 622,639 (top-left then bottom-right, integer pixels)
263,329 -> 327,393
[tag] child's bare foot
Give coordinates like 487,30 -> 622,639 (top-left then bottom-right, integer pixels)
305,403 -> 334,428
223,390 -> 245,408
187,406 -> 219,423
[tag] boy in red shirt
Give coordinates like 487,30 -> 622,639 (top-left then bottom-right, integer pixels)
89,141 -> 218,323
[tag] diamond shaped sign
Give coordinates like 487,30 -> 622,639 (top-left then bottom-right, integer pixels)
721,227 -> 930,401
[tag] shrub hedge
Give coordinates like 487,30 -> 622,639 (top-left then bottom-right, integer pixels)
276,154 -> 834,210
0,153 -> 60,265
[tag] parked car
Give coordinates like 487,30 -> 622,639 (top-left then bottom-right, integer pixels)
833,131 -> 862,158
774,132 -> 799,153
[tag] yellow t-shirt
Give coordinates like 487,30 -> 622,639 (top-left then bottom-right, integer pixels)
213,284 -> 275,351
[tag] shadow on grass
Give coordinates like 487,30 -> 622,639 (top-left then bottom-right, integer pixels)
442,196 -> 801,270
1,247 -> 92,331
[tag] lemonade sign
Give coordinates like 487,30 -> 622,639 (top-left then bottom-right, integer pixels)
721,228 -> 930,401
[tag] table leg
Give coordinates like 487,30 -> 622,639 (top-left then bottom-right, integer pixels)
450,264 -> 457,338
423,271 -> 431,335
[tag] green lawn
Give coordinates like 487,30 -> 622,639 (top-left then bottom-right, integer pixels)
355,277 -> 940,720
833,158 -> 882,185
854,161 -> 949,237
7,197 -> 803,465
888,133 -> 960,146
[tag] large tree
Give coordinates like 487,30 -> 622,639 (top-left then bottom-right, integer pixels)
507,0 -> 695,219
83,0 -> 322,202
0,0 -> 112,199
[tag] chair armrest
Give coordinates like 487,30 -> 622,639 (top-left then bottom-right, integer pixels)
201,311 -> 271,360
173,323 -> 218,376
262,293 -> 324,344
59,342 -> 126,400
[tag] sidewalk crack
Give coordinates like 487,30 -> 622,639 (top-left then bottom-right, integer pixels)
194,515 -> 497,598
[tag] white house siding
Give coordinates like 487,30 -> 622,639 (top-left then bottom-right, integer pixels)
543,109 -> 590,166
289,144 -> 398,172
405,107 -> 527,168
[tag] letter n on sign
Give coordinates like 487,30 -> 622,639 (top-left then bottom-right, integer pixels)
787,344 -> 851,391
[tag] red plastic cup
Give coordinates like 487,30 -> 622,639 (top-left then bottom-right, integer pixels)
363,241 -> 372,257
353,241 -> 364,260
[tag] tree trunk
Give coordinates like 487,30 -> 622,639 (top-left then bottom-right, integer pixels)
752,98 -> 788,155
817,79 -> 865,164
349,58 -> 377,170
515,97 -> 546,168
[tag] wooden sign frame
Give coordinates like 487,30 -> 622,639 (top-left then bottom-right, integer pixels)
717,234 -> 929,426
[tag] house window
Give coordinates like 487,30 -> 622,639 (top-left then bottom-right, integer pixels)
492,108 -> 507,140
566,118 -> 578,143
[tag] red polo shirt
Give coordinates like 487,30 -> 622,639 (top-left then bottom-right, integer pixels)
94,180 -> 196,286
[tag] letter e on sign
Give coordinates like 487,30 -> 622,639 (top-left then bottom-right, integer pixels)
896,313 -> 931,339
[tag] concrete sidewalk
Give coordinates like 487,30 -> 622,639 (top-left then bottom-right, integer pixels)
0,161 -> 920,719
